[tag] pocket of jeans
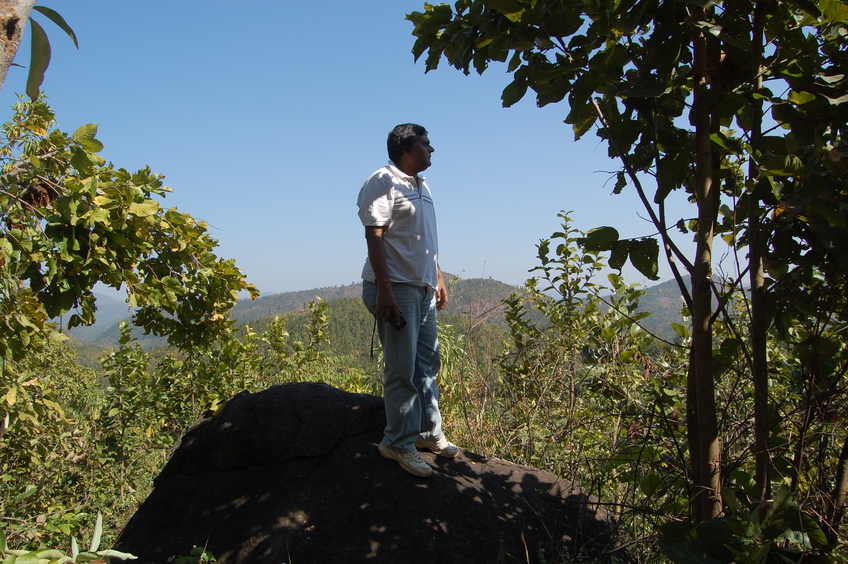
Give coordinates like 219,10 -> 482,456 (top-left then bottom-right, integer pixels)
362,281 -> 377,316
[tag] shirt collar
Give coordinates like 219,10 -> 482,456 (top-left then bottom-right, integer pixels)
387,160 -> 424,183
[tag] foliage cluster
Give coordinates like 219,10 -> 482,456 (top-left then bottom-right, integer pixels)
0,97 -> 258,360
438,215 -> 847,561
0,97 -> 265,557
1,295 -> 380,557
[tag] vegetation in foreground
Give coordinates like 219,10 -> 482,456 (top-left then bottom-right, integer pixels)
3,213 -> 847,562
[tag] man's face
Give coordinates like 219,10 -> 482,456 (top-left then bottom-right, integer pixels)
406,134 -> 434,173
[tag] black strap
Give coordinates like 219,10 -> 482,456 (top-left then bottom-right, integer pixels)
370,314 -> 377,361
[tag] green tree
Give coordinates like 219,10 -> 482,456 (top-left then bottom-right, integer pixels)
0,97 -> 258,547
0,97 -> 258,359
408,0 -> 848,553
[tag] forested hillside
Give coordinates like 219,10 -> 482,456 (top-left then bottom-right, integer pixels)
67,274 -> 685,355
231,274 -> 521,324
231,283 -> 363,324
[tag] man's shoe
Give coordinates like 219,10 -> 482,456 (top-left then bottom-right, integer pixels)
415,435 -> 459,458
378,441 -> 433,477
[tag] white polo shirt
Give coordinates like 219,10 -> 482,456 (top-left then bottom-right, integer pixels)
357,162 -> 439,290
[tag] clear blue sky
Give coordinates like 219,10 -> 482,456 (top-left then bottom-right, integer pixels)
2,1 -> 697,295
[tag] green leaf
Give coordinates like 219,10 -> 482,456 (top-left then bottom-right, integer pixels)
97,548 -> 139,560
618,74 -> 668,98
76,552 -> 106,562
784,0 -> 823,18
823,91 -> 848,105
501,78 -> 528,107
612,171 -> 627,195
797,512 -> 829,549
788,90 -> 816,105
608,240 -> 631,270
655,152 -> 690,203
70,148 -> 95,175
761,155 -> 802,176
507,51 -> 522,73
129,201 -> 161,217
84,208 -> 110,225
14,484 -> 37,502
823,0 -> 848,25
628,238 -> 659,280
32,6 -> 80,48
710,131 -> 743,153
695,519 -> 745,561
26,19 -> 51,100
545,10 -> 584,37
580,226 -> 619,251
571,108 -> 597,140
73,124 -> 104,153
680,0 -> 722,6
488,0 -> 525,22
640,472 -> 662,495
35,549 -> 65,559
90,512 -> 103,552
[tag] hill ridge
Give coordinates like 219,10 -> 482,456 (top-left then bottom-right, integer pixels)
69,274 -> 685,351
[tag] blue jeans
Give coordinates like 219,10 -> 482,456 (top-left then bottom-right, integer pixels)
362,281 -> 443,452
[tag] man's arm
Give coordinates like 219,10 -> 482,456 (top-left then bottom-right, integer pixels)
436,266 -> 448,311
365,226 -> 401,323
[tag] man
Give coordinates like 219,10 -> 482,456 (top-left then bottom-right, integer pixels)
357,123 -> 458,478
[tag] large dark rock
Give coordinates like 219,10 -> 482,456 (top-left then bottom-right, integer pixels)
114,382 -> 628,563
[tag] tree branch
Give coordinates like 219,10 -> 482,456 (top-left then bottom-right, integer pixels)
591,97 -> 695,310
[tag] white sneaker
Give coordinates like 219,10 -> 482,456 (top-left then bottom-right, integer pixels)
415,435 -> 459,458
378,441 -> 433,477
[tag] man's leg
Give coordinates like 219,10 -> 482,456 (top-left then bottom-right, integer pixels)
363,282 -> 434,476
363,281 -> 423,451
414,287 -> 442,441
412,287 -> 459,458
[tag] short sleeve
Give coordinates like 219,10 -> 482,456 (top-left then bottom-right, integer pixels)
357,170 -> 393,227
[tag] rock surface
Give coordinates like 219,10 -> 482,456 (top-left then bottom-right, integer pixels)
114,382 -> 627,563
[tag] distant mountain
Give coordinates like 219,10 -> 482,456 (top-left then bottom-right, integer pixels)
64,333 -> 110,369
634,277 -> 688,338
231,274 -> 521,325
64,274 -> 687,350
442,276 -> 520,323
63,293 -> 134,344
232,283 -> 363,324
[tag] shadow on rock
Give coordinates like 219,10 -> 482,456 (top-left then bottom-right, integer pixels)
114,382 -> 631,563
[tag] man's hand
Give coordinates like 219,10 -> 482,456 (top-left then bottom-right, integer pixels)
436,268 -> 449,311
365,226 -> 403,323
377,282 -> 402,324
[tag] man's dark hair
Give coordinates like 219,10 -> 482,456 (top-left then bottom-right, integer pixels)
387,123 -> 427,163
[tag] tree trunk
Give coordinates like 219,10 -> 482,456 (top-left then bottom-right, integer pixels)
0,0 -> 35,93
748,3 -> 770,506
826,434 -> 848,548
689,6 -> 722,522
685,352 -> 702,517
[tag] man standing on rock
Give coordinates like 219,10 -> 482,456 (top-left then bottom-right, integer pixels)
357,123 -> 459,478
